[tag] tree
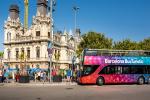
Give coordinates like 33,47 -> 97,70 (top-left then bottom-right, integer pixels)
54,51 -> 60,68
139,38 -> 150,50
0,52 -> 4,68
19,52 -> 27,76
0,52 -> 3,59
113,39 -> 139,50
76,32 -> 112,56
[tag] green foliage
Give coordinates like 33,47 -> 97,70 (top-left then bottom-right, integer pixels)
76,31 -> 112,56
139,38 -> 150,50
55,52 -> 60,61
76,31 -> 150,56
113,39 -> 139,50
19,52 -> 26,61
0,52 -> 4,58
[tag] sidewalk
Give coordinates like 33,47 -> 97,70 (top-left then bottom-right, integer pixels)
0,81 -> 77,87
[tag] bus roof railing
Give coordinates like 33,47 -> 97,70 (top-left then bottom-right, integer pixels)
84,49 -> 150,56
86,49 -> 150,52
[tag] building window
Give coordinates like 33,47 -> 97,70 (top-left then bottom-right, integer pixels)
36,47 -> 40,58
16,48 -> 19,60
7,49 -> 11,59
36,31 -> 40,37
27,48 -> 30,59
21,48 -> 24,55
16,34 -> 18,39
48,32 -> 50,38
20,48 -> 25,60
58,37 -> 60,42
54,36 -> 56,41
7,32 -> 11,41
54,49 -> 57,59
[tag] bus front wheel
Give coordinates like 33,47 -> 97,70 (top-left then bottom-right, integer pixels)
97,77 -> 105,86
138,77 -> 145,85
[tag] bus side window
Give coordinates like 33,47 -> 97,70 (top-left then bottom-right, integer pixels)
130,65 -> 146,74
122,66 -> 130,74
99,66 -> 110,74
109,66 -> 115,74
115,66 -> 122,74
147,66 -> 150,74
99,67 -> 107,74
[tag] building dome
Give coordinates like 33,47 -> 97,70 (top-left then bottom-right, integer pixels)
9,4 -> 19,13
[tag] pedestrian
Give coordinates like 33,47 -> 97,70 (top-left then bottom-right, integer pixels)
67,68 -> 72,82
73,70 -> 77,82
34,72 -> 37,82
15,72 -> 20,82
0,69 -> 2,83
64,69 -> 67,80
3,70 -> 9,83
37,71 -> 41,82
43,71 -> 47,83
40,71 -> 44,82
52,69 -> 56,82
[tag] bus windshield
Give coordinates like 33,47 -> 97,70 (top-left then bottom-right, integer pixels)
82,65 -> 99,76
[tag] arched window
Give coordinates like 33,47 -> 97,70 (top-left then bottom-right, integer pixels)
7,32 -> 11,41
36,47 -> 40,58
15,48 -> 19,60
7,49 -> 11,59
36,31 -> 40,37
20,48 -> 25,60
48,32 -> 51,38
16,33 -> 20,40
27,47 -> 30,59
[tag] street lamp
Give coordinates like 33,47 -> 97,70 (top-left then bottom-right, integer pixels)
47,0 -> 56,83
73,6 -> 79,36
72,55 -> 76,80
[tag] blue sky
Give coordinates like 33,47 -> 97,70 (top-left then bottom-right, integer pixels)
0,0 -> 150,51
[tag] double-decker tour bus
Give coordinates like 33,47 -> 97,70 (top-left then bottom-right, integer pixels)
78,49 -> 150,86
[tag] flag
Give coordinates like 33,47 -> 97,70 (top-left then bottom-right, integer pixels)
47,41 -> 53,55
48,48 -> 53,55
48,41 -> 52,49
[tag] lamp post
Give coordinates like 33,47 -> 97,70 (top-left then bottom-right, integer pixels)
72,55 -> 76,81
73,6 -> 79,36
48,0 -> 56,83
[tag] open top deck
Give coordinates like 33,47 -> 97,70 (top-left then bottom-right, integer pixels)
84,49 -> 150,56
83,49 -> 150,65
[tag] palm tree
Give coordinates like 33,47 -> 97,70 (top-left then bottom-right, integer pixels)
19,52 -> 27,76
54,51 -> 60,69
0,52 -> 4,69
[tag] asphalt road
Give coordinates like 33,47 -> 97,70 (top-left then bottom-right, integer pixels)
0,85 -> 150,100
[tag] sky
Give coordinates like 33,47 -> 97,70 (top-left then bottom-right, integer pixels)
0,0 -> 150,51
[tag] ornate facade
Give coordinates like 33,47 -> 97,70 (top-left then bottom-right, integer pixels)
3,0 -> 81,71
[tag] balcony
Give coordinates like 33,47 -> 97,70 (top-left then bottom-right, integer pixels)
3,57 -> 49,63
4,36 -> 52,44
4,57 -> 73,64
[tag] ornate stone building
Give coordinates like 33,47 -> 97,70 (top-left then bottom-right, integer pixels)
3,0 -> 81,71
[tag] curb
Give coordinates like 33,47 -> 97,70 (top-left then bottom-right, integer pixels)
0,82 -> 77,87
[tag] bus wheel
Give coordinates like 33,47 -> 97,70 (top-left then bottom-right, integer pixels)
97,77 -> 104,86
148,77 -> 150,84
138,77 -> 145,85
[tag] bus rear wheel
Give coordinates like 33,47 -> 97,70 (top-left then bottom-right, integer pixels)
138,77 -> 145,85
97,77 -> 104,86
